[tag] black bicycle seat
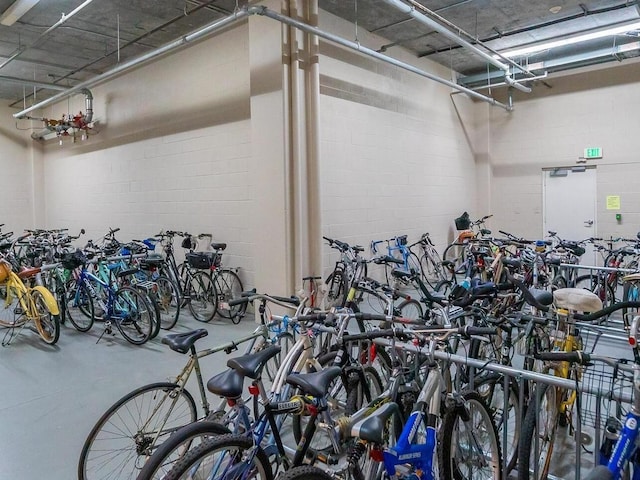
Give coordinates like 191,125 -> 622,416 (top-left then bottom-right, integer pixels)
162,329 -> 209,354
227,345 -> 281,379
207,369 -> 244,399
286,366 -> 341,398
211,243 -> 227,251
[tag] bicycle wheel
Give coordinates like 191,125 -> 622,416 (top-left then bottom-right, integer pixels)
397,298 -> 423,321
278,465 -> 333,480
474,374 -> 521,475
31,289 -> 60,345
439,391 -> 502,480
154,275 -> 181,330
324,270 -> 347,308
214,269 -> 245,322
136,421 -> 231,480
574,274 -> 615,310
164,433 -> 272,480
140,288 -> 162,339
113,286 -> 154,345
261,331 -> 295,391
421,249 -> 445,283
66,281 -> 94,332
78,382 -> 197,480
188,271 -> 217,322
517,383 -> 558,480
407,252 -> 424,277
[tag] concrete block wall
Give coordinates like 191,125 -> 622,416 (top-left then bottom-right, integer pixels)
486,61 -> 640,242
0,104 -> 35,232
318,11 -> 478,275
38,24 -> 256,285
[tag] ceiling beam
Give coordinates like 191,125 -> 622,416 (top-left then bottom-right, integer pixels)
0,74 -> 69,90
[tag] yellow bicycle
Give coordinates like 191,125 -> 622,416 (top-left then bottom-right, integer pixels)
0,260 -> 60,346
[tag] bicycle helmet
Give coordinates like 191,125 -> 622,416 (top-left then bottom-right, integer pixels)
519,249 -> 536,265
0,260 -> 11,283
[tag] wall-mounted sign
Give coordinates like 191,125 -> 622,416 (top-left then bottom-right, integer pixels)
606,195 -> 621,210
584,147 -> 603,159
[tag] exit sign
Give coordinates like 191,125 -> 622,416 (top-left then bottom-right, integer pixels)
584,147 -> 602,159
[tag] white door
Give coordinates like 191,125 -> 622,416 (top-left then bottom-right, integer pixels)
542,167 -> 597,264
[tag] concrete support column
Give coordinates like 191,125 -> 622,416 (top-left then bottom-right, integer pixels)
30,142 -> 45,228
286,0 -> 322,289
475,101 -> 492,217
248,0 -> 291,293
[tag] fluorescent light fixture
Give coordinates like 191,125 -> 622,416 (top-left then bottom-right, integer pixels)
0,0 -> 41,26
497,20 -> 640,58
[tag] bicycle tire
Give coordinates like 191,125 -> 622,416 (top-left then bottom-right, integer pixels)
141,288 -> 162,339
325,270 -> 347,308
113,286 -> 154,345
164,433 -> 272,480
188,271 -> 217,322
574,274 -> 615,310
213,269 -> 244,321
154,275 -> 181,330
397,298 -> 423,321
78,382 -> 197,480
517,383 -> 558,480
421,249 -> 445,283
407,252 -> 424,277
66,281 -> 94,332
435,279 -> 453,297
474,374 -> 521,475
439,391 -> 502,480
31,289 -> 60,345
136,420 -> 231,480
278,465 -> 333,480
551,275 -> 567,290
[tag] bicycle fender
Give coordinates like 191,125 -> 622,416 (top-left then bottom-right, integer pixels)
32,286 -> 61,316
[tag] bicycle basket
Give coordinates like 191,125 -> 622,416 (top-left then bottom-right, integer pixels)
0,260 -> 11,283
61,251 -> 86,270
454,212 -> 471,230
186,252 -> 216,270
181,236 -> 195,250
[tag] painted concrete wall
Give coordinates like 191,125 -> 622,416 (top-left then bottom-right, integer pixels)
486,61 -> 640,242
38,24 -> 255,284
318,10 -> 478,275
0,104 -> 36,232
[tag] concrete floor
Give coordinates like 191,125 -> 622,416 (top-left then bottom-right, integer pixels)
0,311 -> 257,479
0,300 -> 634,480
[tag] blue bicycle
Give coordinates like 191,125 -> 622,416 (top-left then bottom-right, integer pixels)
66,252 -> 154,344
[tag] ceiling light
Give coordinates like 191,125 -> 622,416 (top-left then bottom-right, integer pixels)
549,6 -> 562,14
0,0 -> 41,26
497,20 -> 640,58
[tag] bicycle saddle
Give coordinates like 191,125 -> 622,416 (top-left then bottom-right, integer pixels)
351,402 -> 401,444
286,366 -> 341,398
501,258 -> 522,269
553,288 -> 602,312
162,329 -> 209,354
530,288 -> 554,307
117,268 -> 139,278
227,345 -> 281,379
207,369 -> 244,399
211,243 -> 227,251
18,266 -> 40,279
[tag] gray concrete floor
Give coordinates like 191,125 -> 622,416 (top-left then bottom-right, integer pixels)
0,311 -> 257,479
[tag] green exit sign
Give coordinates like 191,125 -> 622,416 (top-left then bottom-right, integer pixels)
584,147 -> 602,159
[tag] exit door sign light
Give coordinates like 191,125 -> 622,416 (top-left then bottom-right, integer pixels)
584,147 -> 602,159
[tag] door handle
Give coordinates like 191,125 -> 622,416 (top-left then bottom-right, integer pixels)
584,220 -> 594,226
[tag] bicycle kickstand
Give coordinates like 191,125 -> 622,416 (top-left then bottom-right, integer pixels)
96,321 -> 115,344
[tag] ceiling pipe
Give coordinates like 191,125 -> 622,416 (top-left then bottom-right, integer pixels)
253,6 -> 511,111
13,8 -> 251,119
402,0 -> 536,78
0,74 -> 70,91
381,0 -> 509,72
14,5 -> 512,118
0,0 -> 95,71
504,76 -> 532,93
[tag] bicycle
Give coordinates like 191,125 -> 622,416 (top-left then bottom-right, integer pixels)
79,293 -> 302,480
66,252 -> 154,345
370,234 -> 424,284
0,258 -> 60,346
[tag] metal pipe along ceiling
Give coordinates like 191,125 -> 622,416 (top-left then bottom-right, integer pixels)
253,7 -> 511,110
381,0 -> 509,72
13,4 -> 511,119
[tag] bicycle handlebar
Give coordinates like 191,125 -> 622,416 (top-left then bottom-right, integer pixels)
534,351 -> 590,365
573,301 -> 640,322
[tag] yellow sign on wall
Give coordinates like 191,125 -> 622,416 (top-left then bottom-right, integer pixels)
606,195 -> 621,210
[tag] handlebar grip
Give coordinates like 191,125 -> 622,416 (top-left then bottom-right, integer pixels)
269,295 -> 300,306
111,228 -> 120,234
228,297 -> 250,307
534,351 -> 590,365
518,314 -> 549,326
573,301 -> 640,322
460,326 -> 498,337
296,313 -> 328,323
392,316 -> 425,325
354,313 -> 388,322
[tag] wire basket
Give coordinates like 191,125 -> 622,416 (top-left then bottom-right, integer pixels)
578,358 -> 634,432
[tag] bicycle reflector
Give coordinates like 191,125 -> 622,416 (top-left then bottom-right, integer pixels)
248,385 -> 259,396
630,336 -> 636,347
